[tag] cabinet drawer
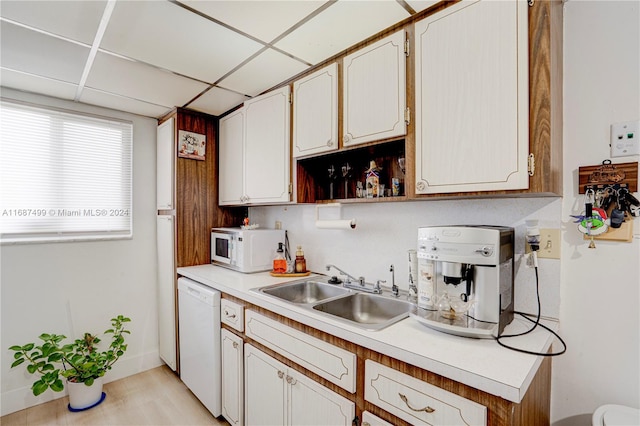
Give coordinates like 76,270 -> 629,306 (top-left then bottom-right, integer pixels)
365,360 -> 486,426
362,411 -> 394,426
221,299 -> 244,332
245,310 -> 356,392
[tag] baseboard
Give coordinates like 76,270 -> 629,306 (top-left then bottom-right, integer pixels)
1,350 -> 163,417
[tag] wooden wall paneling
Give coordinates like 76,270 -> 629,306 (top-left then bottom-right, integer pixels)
527,0 -> 563,196
175,108 -> 244,267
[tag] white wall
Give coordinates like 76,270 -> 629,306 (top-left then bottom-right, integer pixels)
554,1 -> 640,424
251,197 -> 563,318
0,88 -> 162,416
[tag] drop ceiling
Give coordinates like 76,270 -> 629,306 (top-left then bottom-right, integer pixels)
0,0 -> 440,119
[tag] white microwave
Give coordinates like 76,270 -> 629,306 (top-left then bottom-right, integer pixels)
211,227 -> 285,273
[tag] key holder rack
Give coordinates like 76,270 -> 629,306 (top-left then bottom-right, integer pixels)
578,159 -> 637,194
575,160 -> 639,245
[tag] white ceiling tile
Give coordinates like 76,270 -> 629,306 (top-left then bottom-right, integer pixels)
274,0 -> 410,64
406,0 -> 443,13
100,1 -> 263,84
182,0 -> 326,43
0,22 -> 89,84
218,48 -> 309,97
86,52 -> 209,109
0,0 -> 107,44
186,87 -> 250,116
79,88 -> 172,119
0,68 -> 78,101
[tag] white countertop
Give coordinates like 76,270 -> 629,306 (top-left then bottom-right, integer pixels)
177,264 -> 557,403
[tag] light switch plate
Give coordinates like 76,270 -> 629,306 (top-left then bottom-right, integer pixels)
537,228 -> 561,259
610,120 -> 640,157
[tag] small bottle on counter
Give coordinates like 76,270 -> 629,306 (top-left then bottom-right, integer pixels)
273,243 -> 287,273
295,246 -> 307,273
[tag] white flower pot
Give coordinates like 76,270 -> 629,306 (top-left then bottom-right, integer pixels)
67,377 -> 104,411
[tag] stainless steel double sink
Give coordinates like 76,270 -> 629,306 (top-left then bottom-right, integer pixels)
254,278 -> 412,331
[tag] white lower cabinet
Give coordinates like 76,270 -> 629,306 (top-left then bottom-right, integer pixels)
244,344 -> 355,426
365,360 -> 487,426
221,329 -> 243,426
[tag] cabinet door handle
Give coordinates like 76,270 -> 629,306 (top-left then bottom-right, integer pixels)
232,341 -> 238,349
277,370 -> 284,379
399,393 -> 435,414
286,375 -> 297,385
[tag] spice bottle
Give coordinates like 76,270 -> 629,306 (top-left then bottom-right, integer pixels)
273,243 -> 287,273
295,246 -> 307,273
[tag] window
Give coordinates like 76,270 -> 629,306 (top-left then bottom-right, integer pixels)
1,100 -> 133,243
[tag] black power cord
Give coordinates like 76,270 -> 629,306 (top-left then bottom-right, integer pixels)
495,254 -> 567,357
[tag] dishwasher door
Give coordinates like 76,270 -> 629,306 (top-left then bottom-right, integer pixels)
178,277 -> 221,416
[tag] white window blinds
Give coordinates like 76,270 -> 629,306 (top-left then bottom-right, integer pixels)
1,100 -> 133,243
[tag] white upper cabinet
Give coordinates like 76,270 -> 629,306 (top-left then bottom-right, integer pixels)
293,63 -> 338,157
414,0 -> 529,194
219,108 -> 245,205
219,86 -> 291,205
156,117 -> 175,210
244,86 -> 291,204
343,30 -> 406,147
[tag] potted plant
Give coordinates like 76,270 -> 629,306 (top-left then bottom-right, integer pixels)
9,315 -> 131,411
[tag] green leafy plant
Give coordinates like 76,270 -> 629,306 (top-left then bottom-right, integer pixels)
9,315 -> 131,396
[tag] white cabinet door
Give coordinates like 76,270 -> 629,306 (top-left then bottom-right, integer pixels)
293,63 -> 338,157
156,215 -> 176,371
245,344 -> 355,426
221,329 -> 243,426
343,30 -> 406,147
414,0 -> 529,194
244,86 -> 291,204
219,109 -> 245,205
288,368 -> 355,426
156,117 -> 175,210
245,344 -> 286,426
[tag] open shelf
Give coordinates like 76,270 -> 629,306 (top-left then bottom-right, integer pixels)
296,139 -> 406,203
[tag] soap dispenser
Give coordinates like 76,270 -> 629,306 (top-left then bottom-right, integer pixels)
295,246 -> 307,273
273,243 -> 287,273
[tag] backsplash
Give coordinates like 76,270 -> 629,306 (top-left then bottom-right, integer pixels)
250,197 -> 562,320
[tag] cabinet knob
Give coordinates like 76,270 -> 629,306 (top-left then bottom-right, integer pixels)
343,135 -> 350,144
327,140 -> 334,147
416,181 -> 426,192
232,341 -> 238,349
285,375 -> 297,385
277,370 -> 284,379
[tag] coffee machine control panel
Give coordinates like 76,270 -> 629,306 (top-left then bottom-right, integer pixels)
418,226 -> 504,265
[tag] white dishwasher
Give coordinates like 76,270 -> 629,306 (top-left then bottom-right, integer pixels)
178,277 -> 221,417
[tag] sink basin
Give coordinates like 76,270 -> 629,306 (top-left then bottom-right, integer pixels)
312,293 -> 412,331
259,280 -> 350,304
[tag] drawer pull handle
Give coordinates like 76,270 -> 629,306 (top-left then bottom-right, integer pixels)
224,310 -> 237,319
399,393 -> 435,414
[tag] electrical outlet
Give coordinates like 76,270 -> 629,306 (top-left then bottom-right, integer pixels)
537,228 -> 561,259
610,120 -> 640,157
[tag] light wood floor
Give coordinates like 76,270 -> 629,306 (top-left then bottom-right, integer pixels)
1,366 -> 229,426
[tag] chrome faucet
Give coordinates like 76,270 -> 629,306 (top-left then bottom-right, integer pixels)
325,264 -> 382,294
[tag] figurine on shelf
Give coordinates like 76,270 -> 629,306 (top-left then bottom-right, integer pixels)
365,160 -> 381,198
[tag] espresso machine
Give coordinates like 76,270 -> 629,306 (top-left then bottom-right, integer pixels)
410,225 -> 514,338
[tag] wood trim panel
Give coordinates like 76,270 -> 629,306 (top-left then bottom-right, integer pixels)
173,108 -> 244,267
